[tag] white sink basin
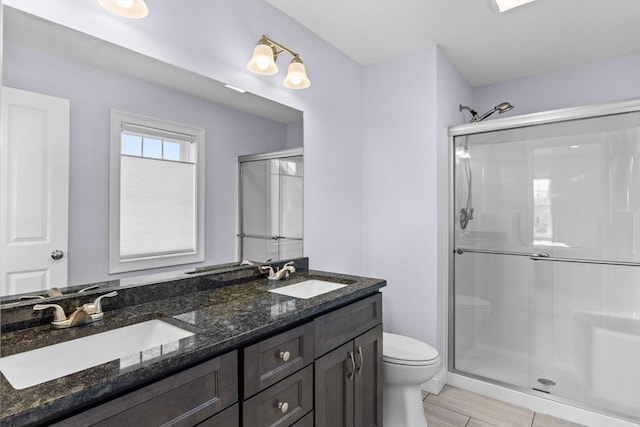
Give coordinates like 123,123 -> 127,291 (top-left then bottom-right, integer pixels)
0,319 -> 194,390
268,279 -> 347,299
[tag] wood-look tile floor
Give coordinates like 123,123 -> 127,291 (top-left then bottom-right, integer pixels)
422,386 -> 584,427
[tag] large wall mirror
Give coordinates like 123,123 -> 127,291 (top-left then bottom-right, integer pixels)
0,5 -> 303,299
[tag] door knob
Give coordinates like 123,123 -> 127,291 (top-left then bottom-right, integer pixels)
51,250 -> 64,260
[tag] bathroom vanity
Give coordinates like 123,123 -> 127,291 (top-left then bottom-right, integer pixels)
0,261 -> 385,426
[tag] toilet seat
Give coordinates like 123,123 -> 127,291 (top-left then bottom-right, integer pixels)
383,332 -> 440,366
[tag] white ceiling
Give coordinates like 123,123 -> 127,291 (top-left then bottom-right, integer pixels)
267,0 -> 640,87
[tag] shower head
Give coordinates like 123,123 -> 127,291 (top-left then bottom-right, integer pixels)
459,102 -> 514,123
495,102 -> 514,113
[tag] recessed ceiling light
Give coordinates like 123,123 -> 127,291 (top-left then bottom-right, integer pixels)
490,0 -> 537,13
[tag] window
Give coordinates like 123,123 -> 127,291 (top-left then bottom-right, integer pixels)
109,110 -> 205,273
533,178 -> 552,239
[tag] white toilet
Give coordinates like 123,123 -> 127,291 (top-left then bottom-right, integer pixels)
382,332 -> 441,427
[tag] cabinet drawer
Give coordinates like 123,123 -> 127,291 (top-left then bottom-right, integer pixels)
243,321 -> 313,397
242,364 -> 313,427
53,351 -> 238,427
314,293 -> 382,357
196,403 -> 239,427
292,411 -> 314,427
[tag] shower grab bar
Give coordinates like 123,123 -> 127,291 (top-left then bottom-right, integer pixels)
529,255 -> 640,267
456,247 -> 640,267
455,247 -> 549,257
238,233 -> 303,241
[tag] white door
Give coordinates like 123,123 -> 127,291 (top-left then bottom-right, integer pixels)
1,87 -> 70,296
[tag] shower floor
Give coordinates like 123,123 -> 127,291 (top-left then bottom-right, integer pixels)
456,344 -> 529,387
455,344 -> 640,422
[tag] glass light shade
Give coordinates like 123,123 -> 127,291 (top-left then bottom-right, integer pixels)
98,0 -> 149,18
247,44 -> 278,75
283,61 -> 311,89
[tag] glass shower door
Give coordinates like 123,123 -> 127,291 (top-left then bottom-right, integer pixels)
452,109 -> 640,422
239,151 -> 303,262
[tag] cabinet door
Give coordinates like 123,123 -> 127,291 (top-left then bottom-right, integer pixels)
314,341 -> 355,427
354,325 -> 383,427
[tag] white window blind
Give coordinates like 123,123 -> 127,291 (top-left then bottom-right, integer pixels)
120,156 -> 196,258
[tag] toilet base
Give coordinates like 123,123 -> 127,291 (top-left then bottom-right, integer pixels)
383,383 -> 428,427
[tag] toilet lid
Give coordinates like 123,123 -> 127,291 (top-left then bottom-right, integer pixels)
383,332 -> 439,366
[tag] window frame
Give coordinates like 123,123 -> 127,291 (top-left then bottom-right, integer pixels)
109,110 -> 205,273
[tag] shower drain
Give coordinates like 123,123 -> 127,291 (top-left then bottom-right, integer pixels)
533,378 -> 556,394
537,378 -> 556,386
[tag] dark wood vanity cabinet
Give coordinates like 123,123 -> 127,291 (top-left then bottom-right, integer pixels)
242,292 -> 383,427
313,295 -> 383,427
48,293 -> 382,427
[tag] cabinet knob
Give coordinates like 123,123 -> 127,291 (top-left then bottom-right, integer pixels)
279,351 -> 291,362
278,401 -> 289,413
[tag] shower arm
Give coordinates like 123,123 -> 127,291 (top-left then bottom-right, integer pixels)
459,105 -> 479,122
459,102 -> 513,123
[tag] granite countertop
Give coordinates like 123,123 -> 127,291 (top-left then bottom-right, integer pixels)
0,269 -> 385,426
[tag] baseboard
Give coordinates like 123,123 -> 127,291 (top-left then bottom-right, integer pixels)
420,368 -> 446,394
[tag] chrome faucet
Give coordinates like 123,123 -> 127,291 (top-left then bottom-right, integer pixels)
33,291 -> 118,329
261,261 -> 296,281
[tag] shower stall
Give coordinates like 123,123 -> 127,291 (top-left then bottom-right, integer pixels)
449,99 -> 640,424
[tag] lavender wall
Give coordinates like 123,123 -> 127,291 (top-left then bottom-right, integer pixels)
435,47 -> 474,354
286,121 -> 304,149
5,0 -> 365,276
362,47 -> 439,345
3,41 -> 291,285
474,53 -> 640,116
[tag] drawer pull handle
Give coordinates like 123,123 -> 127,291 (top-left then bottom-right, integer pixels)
278,401 -> 289,413
279,351 -> 291,362
356,346 -> 364,374
347,351 -> 356,381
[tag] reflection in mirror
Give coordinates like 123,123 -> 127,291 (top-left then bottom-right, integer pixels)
239,148 -> 304,262
0,6 -> 303,299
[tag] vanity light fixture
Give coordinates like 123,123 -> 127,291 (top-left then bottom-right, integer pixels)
247,35 -> 311,90
98,0 -> 149,18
